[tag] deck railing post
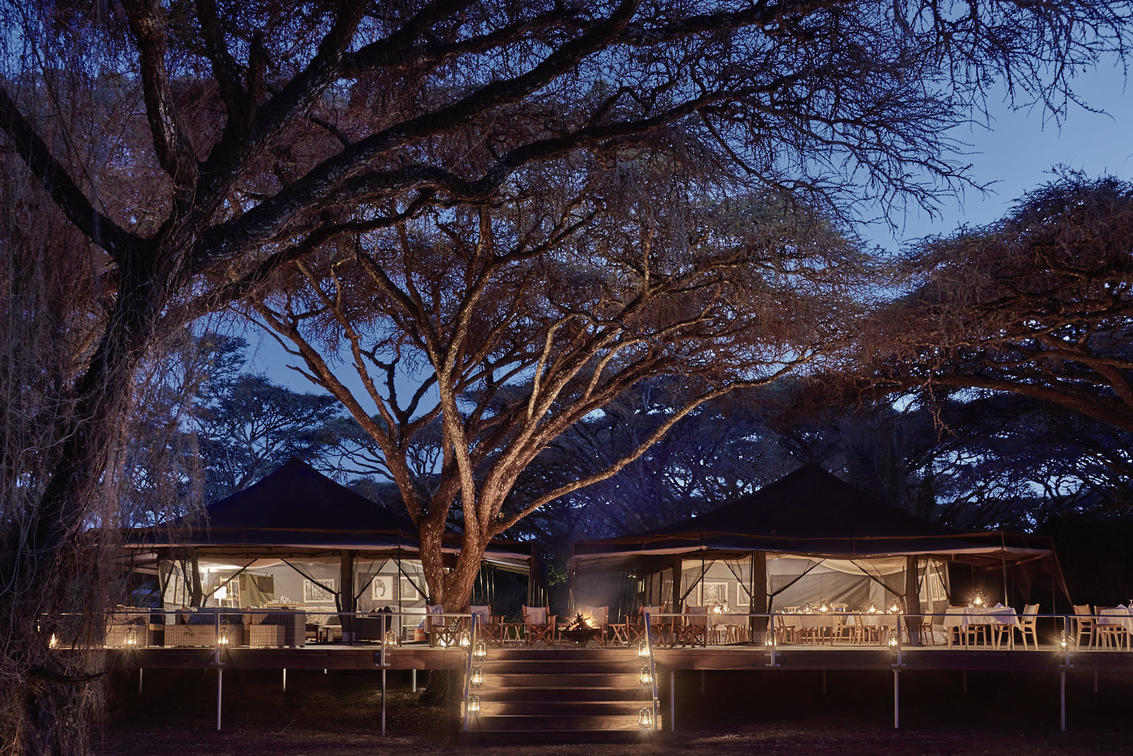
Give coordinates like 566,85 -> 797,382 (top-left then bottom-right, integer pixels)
282,668 -> 286,692
893,668 -> 900,729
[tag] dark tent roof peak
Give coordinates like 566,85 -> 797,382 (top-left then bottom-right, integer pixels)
645,463 -> 951,540
177,457 -> 416,536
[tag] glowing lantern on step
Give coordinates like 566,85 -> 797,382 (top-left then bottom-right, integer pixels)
470,666 -> 483,687
637,640 -> 650,658
467,694 -> 480,714
473,641 -> 487,660
218,627 -> 230,647
639,665 -> 653,686
888,636 -> 899,651
458,630 -> 471,648
638,706 -> 654,729
125,627 -> 138,647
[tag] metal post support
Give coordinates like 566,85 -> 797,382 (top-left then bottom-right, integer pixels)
669,669 -> 676,732
138,668 -> 143,696
381,668 -> 387,736
1060,668 -> 1067,732
282,668 -> 287,692
893,669 -> 900,729
216,667 -> 223,732
412,669 -> 417,692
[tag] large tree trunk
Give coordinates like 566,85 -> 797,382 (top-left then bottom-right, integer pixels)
2,266 -> 172,752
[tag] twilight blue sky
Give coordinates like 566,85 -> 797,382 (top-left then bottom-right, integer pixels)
245,59 -> 1132,392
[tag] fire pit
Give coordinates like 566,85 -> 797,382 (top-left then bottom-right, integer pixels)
559,613 -> 602,646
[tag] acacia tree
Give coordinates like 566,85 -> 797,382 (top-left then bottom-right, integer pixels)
1,0 -> 1130,748
253,176 -> 859,606
863,175 -> 1133,431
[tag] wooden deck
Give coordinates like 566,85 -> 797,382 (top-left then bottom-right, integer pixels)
103,643 -> 1133,674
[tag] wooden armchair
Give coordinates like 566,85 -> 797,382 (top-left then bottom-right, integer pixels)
426,604 -> 463,648
1015,603 -> 1039,650
469,605 -> 500,645
1073,604 -> 1096,648
634,605 -> 668,646
676,605 -> 709,647
523,605 -> 556,645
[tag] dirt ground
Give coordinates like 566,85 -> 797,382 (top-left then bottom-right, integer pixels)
96,667 -> 1133,755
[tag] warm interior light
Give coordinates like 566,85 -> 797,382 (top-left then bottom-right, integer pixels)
973,594 -> 984,607
470,666 -> 483,687
888,637 -> 899,648
1059,634 -> 1069,649
889,604 -> 900,613
868,605 -> 877,614
473,641 -> 487,660
48,633 -> 58,649
638,706 -> 654,729
125,627 -> 138,646
819,603 -> 829,613
467,694 -> 480,714
764,637 -> 776,647
639,665 -> 653,686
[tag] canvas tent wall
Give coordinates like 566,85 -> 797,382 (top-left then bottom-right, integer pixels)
570,464 -> 1069,625
124,458 -> 531,637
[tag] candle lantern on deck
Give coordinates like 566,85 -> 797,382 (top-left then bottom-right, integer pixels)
470,665 -> 483,687
384,630 -> 399,647
218,626 -> 230,647
637,640 -> 650,658
458,630 -> 472,648
473,640 -> 488,660
467,694 -> 480,714
638,706 -> 654,729
639,665 -> 653,686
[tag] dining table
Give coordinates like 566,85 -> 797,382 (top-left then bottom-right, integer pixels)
942,605 -> 1019,648
1096,605 -> 1133,649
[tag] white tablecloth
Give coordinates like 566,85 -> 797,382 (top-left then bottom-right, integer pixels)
942,605 -> 1019,630
1097,606 -> 1133,633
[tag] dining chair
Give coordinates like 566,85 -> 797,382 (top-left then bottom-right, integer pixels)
1073,604 -> 1096,649
1016,603 -> 1039,650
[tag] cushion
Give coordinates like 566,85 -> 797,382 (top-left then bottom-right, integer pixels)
525,606 -> 548,625
469,606 -> 492,624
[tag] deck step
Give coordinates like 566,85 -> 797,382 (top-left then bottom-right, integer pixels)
464,648 -> 656,743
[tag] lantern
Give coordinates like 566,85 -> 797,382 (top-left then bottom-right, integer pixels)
638,707 -> 654,729
473,641 -> 488,660
470,666 -> 483,687
48,633 -> 58,649
764,636 -> 776,648
637,640 -> 650,658
384,630 -> 399,647
458,630 -> 471,648
819,603 -> 829,613
888,636 -> 899,650
125,627 -> 138,647
973,594 -> 984,607
1059,634 -> 1069,650
467,694 -> 480,714
218,626 -> 230,646
639,665 -> 653,686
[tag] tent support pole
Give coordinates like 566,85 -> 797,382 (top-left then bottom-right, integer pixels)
282,668 -> 286,692
752,552 -> 768,643
905,556 -> 921,645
